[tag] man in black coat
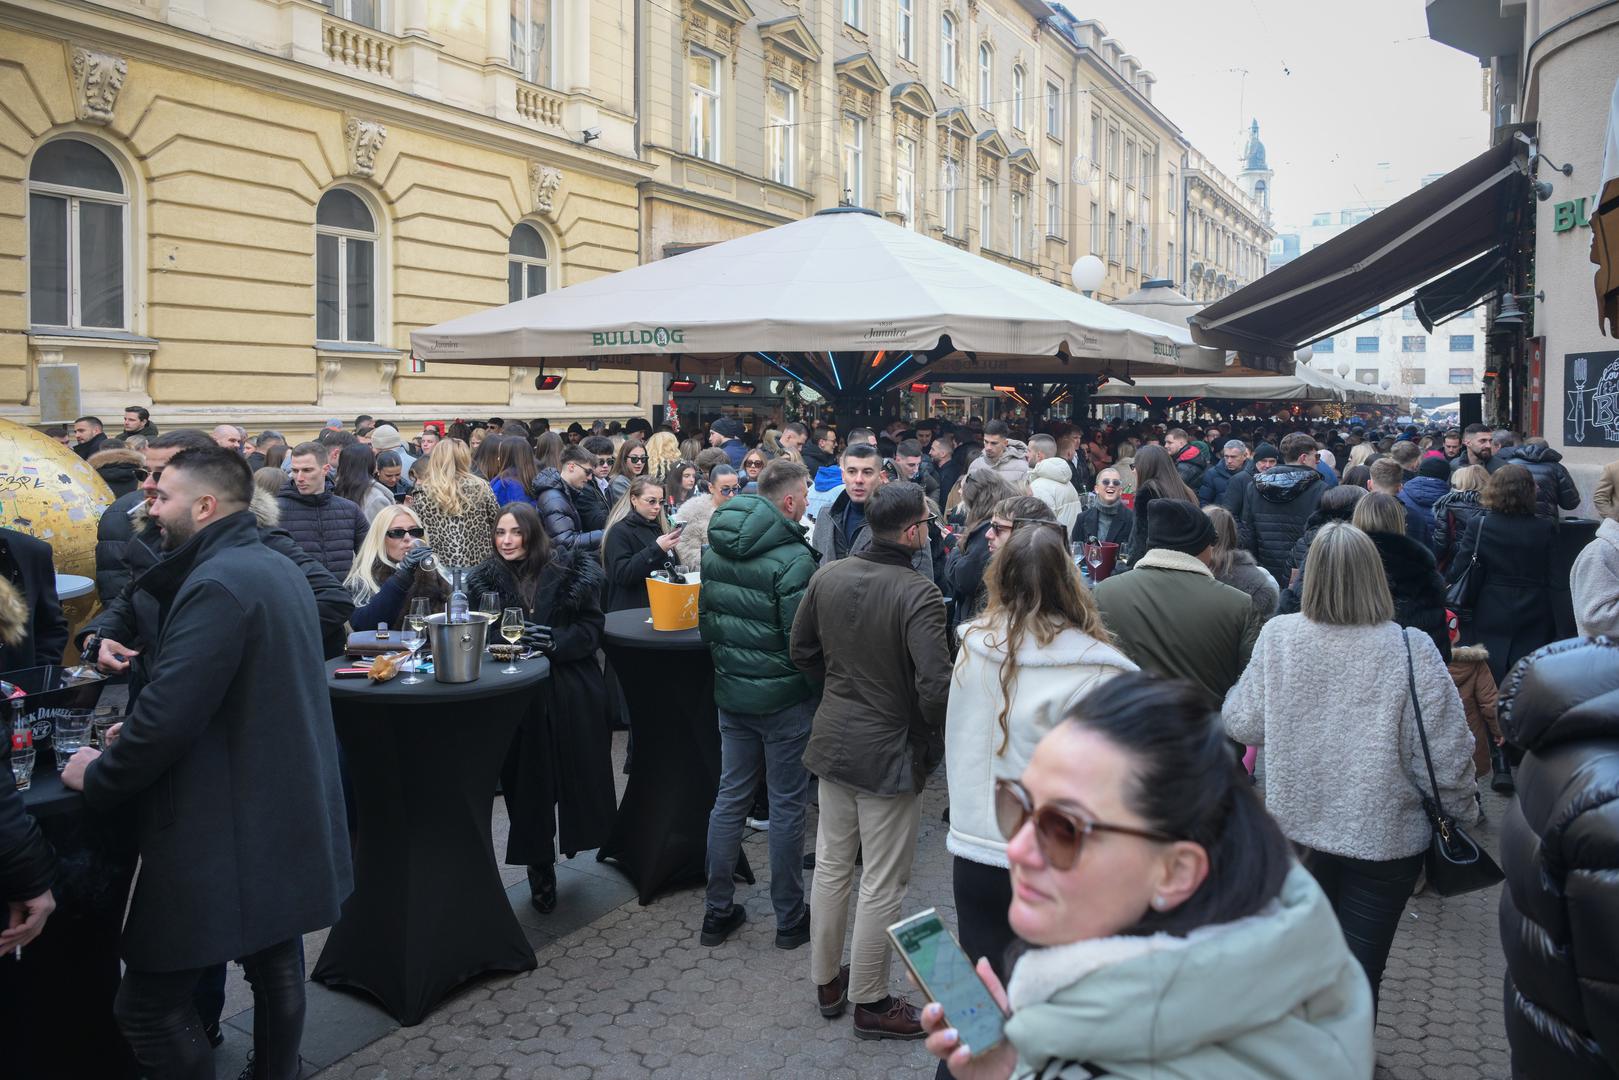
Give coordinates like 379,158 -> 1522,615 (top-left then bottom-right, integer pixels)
1492,439 -> 1581,518
62,447 -> 351,1079
276,441 -> 368,578
71,415 -> 108,460
0,528 -> 68,673
1240,433 -> 1326,587
0,577 -> 57,956
93,428 -> 216,605
532,445 -> 604,550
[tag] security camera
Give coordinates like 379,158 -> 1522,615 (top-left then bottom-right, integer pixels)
581,127 -> 602,144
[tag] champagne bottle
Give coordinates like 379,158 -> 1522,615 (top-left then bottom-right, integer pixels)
448,567 -> 469,624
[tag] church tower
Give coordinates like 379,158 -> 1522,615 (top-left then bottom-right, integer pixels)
1237,118 -> 1273,223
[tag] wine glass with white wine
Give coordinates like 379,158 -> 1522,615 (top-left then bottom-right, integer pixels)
401,597 -> 430,685
500,607 -> 525,674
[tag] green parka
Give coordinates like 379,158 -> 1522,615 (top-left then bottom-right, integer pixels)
699,494 -> 820,714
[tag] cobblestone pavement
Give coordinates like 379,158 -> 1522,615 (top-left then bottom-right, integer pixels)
268,733 -> 1512,1080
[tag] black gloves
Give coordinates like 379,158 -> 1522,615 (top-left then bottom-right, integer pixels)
520,622 -> 555,654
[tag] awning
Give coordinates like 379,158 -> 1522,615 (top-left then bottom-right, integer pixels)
1413,250 -> 1509,331
1092,366 -> 1403,407
1188,135 -> 1529,359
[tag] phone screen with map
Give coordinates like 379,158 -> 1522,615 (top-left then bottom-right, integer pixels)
887,909 -> 1005,1056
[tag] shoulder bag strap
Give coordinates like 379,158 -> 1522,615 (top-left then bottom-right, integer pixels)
1402,630 -> 1446,813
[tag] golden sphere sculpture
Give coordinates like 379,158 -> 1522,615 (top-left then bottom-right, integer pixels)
0,418 -> 115,655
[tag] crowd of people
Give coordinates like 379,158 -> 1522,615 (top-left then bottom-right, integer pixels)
3,404 -> 1617,1079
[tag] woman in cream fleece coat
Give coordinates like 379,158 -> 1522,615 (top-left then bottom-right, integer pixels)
1225,522 -> 1477,1010
945,526 -> 1135,985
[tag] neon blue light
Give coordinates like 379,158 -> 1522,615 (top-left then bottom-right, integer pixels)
827,351 -> 844,392
867,352 -> 916,392
755,351 -> 812,387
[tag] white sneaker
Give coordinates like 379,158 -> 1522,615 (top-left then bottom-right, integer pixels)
746,816 -> 771,831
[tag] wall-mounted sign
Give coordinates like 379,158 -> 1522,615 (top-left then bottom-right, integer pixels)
1565,350 -> 1619,446
1553,198 -> 1590,233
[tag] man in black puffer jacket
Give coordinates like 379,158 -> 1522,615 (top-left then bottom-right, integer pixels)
275,442 -> 368,579
1240,433 -> 1326,587
532,445 -> 604,551
1492,439 -> 1581,518
1496,638 -> 1619,1078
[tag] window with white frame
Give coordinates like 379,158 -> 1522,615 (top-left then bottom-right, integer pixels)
979,176 -> 993,243
1010,192 -> 1025,259
1106,210 -> 1117,263
1045,82 -> 1061,137
327,0 -> 384,29
1045,179 -> 1061,238
315,188 -> 378,343
1090,200 -> 1100,254
508,222 -> 550,302
768,81 -> 797,186
978,44 -> 992,105
1012,67 -> 1025,130
1124,217 -> 1135,269
895,135 -> 917,228
1141,149 -> 1152,194
1124,136 -> 1136,187
843,0 -> 862,29
840,113 -> 865,205
1106,125 -> 1119,177
897,0 -> 913,59
943,157 -> 960,237
510,0 -> 553,86
1448,367 -> 1473,384
28,137 -> 128,330
1137,224 -> 1148,274
688,47 -> 722,162
940,14 -> 957,85
1089,112 -> 1102,167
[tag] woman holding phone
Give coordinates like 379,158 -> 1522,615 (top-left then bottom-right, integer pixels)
600,477 -> 682,611
922,675 -> 1372,1080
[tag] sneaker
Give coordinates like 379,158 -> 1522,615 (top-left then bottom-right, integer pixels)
699,904 -> 746,946
746,816 -> 771,831
817,963 -> 851,1018
776,907 -> 810,950
852,995 -> 926,1041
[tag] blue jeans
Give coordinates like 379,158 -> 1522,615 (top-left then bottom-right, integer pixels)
705,701 -> 815,928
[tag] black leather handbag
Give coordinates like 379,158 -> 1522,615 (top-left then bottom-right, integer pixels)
1443,515 -> 1486,623
1403,633 -> 1504,897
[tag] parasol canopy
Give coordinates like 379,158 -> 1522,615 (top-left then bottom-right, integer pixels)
409,208 -> 1222,398
1093,364 -> 1402,406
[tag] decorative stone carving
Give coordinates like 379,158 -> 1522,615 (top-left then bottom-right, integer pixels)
966,0 -> 979,17
530,163 -> 563,214
320,357 -> 344,397
344,117 -> 388,178
71,47 -> 127,125
378,357 -> 398,396
124,350 -> 151,396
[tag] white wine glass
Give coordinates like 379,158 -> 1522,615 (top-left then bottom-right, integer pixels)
479,591 -> 502,620
500,607 -> 525,674
401,597 -> 430,685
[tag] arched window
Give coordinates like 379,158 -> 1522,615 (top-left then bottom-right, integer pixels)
940,14 -> 956,86
315,188 -> 377,343
1012,66 -> 1026,129
509,222 -> 551,302
28,138 -> 128,329
977,44 -> 992,104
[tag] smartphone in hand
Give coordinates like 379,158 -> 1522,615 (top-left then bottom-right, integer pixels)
887,908 -> 1006,1057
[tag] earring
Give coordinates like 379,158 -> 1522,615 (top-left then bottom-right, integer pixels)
1152,895 -> 1165,910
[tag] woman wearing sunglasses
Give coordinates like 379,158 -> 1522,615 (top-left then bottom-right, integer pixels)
608,438 -> 649,505
925,674 -> 1372,1080
943,527 -> 1134,1004
344,504 -> 448,631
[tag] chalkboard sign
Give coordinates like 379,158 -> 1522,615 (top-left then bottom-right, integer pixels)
1565,350 -> 1619,448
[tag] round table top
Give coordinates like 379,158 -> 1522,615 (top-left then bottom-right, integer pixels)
56,573 -> 94,600
326,652 -> 550,704
604,608 -> 705,651
19,767 -> 79,818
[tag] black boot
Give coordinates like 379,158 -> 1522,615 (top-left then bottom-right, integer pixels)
528,864 -> 557,914
1490,743 -> 1515,794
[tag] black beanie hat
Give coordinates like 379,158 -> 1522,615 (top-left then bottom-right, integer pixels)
1418,455 -> 1451,481
1146,499 -> 1218,557
1253,441 -> 1280,463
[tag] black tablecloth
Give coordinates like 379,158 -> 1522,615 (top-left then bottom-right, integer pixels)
311,654 -> 549,1026
598,608 -> 751,905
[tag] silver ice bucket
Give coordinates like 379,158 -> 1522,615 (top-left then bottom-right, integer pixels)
425,612 -> 493,683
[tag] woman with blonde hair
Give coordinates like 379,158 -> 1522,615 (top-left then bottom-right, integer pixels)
644,430 -> 681,484
1347,442 -> 1377,472
1432,463 -> 1489,570
1226,521 -> 1476,1009
411,437 -> 501,569
345,503 -> 449,630
1203,504 -> 1277,620
944,525 -> 1136,990
600,476 -> 681,611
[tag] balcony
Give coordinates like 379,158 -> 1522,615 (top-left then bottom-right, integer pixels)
516,82 -> 565,127
322,18 -> 396,77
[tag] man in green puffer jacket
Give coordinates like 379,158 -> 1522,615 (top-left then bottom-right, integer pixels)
697,458 -> 820,950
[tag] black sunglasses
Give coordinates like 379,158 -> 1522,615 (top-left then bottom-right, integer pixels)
627,454 -> 648,463
994,778 -> 1173,871
385,527 -> 426,540
132,467 -> 163,483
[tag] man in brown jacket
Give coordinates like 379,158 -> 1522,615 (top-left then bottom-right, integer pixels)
790,481 -> 950,1042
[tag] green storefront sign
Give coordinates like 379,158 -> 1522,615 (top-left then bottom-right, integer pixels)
1553,198 -> 1590,234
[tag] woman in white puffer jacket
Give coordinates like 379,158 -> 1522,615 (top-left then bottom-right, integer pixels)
945,523 -> 1136,983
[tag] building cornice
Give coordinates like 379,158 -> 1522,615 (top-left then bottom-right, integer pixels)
4,0 -> 657,188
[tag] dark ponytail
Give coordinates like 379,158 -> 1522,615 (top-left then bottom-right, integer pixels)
1064,674 -> 1291,937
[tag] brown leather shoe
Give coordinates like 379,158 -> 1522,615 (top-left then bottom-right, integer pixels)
817,963 -> 851,1018
852,995 -> 926,1041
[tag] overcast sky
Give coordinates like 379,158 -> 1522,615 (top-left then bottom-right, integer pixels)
1075,0 -> 1490,232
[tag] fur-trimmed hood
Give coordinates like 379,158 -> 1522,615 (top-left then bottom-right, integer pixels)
673,492 -> 718,567
89,447 -> 143,471
1449,643 -> 1490,665
0,578 -> 25,647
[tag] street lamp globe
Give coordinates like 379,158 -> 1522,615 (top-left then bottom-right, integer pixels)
1336,361 -> 1351,378
1293,343 -> 1314,365
1380,379 -> 1392,391
1071,255 -> 1106,295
